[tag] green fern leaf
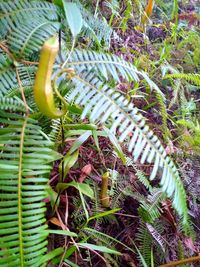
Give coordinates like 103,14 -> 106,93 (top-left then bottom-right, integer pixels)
0,97 -> 26,112
76,0 -> 115,46
0,53 -> 35,97
7,19 -> 60,58
66,70 -> 187,222
0,110 -> 61,266
136,222 -> 152,265
164,73 -> 200,87
0,0 -> 58,38
59,49 -> 165,98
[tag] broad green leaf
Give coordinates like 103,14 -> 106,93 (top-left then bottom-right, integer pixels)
46,186 -> 59,209
77,243 -> 122,255
92,130 -> 100,151
68,131 -> 91,154
61,238 -> 89,260
68,104 -> 82,114
84,227 -> 135,253
63,245 -> 78,260
47,229 -> 77,237
88,208 -> 121,222
59,150 -> 79,177
62,2 -> 83,37
64,123 -> 97,130
104,127 -> 126,164
79,188 -> 89,221
65,259 -> 80,267
38,247 -> 64,266
53,0 -> 63,8
57,181 -> 94,199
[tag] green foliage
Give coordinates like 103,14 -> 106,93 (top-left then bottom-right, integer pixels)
0,53 -> 34,97
0,1 -> 59,39
136,222 -> 166,266
125,188 -> 163,223
8,19 -> 60,58
120,0 -> 133,32
136,222 -> 153,266
1,0 -> 197,265
0,97 -> 26,112
62,2 -> 83,38
65,68 -> 187,221
164,73 -> 200,87
76,0 -> 115,47
155,92 -> 172,142
0,109 -> 61,266
177,119 -> 200,155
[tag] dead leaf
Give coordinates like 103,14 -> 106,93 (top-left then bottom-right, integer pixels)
78,164 -> 92,183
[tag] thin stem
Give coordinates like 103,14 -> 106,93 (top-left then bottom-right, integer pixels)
159,255 -> 200,267
0,42 -> 15,61
60,116 -> 65,182
53,74 -> 69,113
61,38 -> 76,69
94,0 -> 100,18
0,43 -> 38,65
18,117 -> 28,267
16,68 -> 29,115
20,59 -> 38,65
15,67 -> 29,266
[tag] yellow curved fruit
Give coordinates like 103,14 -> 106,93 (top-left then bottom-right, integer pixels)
34,36 -> 67,118
141,0 -> 155,31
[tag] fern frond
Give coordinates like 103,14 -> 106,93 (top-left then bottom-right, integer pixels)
146,223 -> 166,253
0,0 -> 58,38
135,170 -> 153,192
111,183 -> 130,209
78,1 -> 115,46
125,157 -> 153,192
83,228 -> 114,247
0,110 -> 60,266
0,97 -> 26,112
59,49 -> 164,97
155,92 -> 172,141
164,73 -> 200,87
137,222 -> 166,266
0,55 -> 35,97
0,52 -> 15,96
71,196 -> 87,225
8,19 -> 60,58
124,189 -> 147,203
138,190 -> 163,223
66,70 -> 188,222
136,222 -> 152,265
49,119 -> 63,142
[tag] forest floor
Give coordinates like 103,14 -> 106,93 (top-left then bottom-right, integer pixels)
48,2 -> 200,266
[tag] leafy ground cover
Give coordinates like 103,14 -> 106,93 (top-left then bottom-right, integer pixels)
46,2 -> 200,266
0,0 -> 200,266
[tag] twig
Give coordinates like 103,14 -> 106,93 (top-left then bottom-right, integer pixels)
159,255 -> 200,267
61,38 -> 76,69
0,42 -> 38,65
16,68 -> 29,115
0,42 -> 15,60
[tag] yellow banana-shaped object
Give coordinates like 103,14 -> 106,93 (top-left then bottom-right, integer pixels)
34,36 -> 67,118
141,0 -> 155,31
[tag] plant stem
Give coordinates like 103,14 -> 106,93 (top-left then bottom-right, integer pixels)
159,255 -> 200,267
94,0 -> 100,18
61,38 -> 76,69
